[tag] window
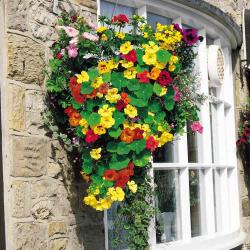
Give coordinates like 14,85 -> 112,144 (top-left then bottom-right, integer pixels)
98,1 -> 243,249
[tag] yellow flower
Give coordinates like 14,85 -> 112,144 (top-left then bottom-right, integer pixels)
90,148 -> 102,160
98,61 -> 111,74
159,87 -> 167,96
157,125 -> 164,132
97,26 -> 108,33
120,41 -> 133,55
81,127 -> 88,135
109,59 -> 119,69
91,76 -> 103,89
158,132 -> 174,146
120,60 -> 134,68
100,116 -> 115,128
93,124 -> 106,135
79,118 -> 88,127
76,71 -> 89,84
105,88 -> 121,103
142,41 -> 160,54
115,32 -> 125,39
124,104 -> 138,118
143,32 -> 149,38
168,65 -> 176,72
155,61 -> 166,69
141,124 -> 151,138
93,188 -> 100,195
127,180 -> 138,193
84,195 -> 97,207
143,52 -> 157,65
156,23 -> 165,32
107,187 -> 125,202
124,67 -> 137,79
98,104 -> 115,117
115,187 -> 125,201
169,55 -> 179,64
97,92 -> 103,98
101,34 -> 108,41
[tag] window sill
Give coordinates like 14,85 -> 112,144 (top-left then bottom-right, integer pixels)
151,230 -> 245,250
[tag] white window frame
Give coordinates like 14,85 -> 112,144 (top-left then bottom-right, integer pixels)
98,1 -> 245,249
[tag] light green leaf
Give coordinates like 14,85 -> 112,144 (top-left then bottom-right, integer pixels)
87,113 -> 101,126
88,68 -> 99,80
133,150 -> 151,167
153,83 -> 162,96
113,111 -> 125,128
157,50 -> 172,64
109,157 -> 130,170
108,128 -> 122,138
81,84 -> 94,94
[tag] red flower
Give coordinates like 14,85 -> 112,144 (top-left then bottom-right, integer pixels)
56,53 -> 63,59
133,128 -> 144,140
124,49 -> 137,63
104,170 -> 118,181
116,99 -> 127,111
64,106 -> 76,117
244,127 -> 250,137
137,70 -> 150,83
99,83 -> 109,94
115,170 -> 130,188
112,14 -> 129,23
127,162 -> 134,176
146,136 -> 158,152
120,92 -> 130,105
85,129 -> 99,143
86,89 -> 97,99
236,137 -> 247,146
69,76 -> 86,103
157,71 -> 173,86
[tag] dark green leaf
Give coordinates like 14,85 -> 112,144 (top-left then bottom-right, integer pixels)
109,157 -> 130,170
102,72 -> 111,82
129,96 -> 148,107
129,139 -> 146,154
117,142 -> 131,155
113,111 -> 125,128
88,68 -> 99,81
109,128 -> 122,138
136,49 -> 144,65
81,84 -> 94,94
135,84 -> 153,100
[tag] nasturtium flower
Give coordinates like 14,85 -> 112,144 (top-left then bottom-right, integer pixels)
157,71 -> 173,86
97,26 -> 107,33
76,71 -> 89,83
169,55 -> 179,64
120,128 -> 135,143
148,67 -> 161,80
91,76 -> 103,89
142,52 -> 157,65
168,65 -> 176,72
98,104 -> 115,117
146,136 -> 159,151
155,61 -> 166,70
85,129 -> 99,143
137,70 -> 150,83
69,112 -> 81,127
100,116 -> 115,128
120,41 -> 133,55
90,148 -> 102,160
104,169 -> 118,181
79,118 -> 88,127
121,60 -> 134,69
142,41 -> 160,54
109,59 -> 119,70
84,195 -> 97,207
81,127 -> 88,135
124,104 -> 138,118
98,61 -> 111,74
127,180 -> 138,193
93,124 -> 106,135
158,132 -> 173,146
159,87 -> 167,96
123,49 -> 137,63
101,34 -> 108,41
115,32 -> 125,39
105,88 -> 121,103
124,67 -> 137,79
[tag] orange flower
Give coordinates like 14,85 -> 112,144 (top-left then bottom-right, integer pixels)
121,92 -> 130,105
148,67 -> 161,80
69,112 -> 81,126
120,128 -> 135,143
80,171 -> 90,183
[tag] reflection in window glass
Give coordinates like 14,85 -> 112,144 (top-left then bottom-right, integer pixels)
107,203 -> 128,250
189,169 -> 201,237
147,12 -> 172,29
153,142 -> 175,163
187,122 -> 198,163
154,170 -> 181,243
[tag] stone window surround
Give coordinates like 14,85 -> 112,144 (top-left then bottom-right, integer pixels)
99,1 -> 245,250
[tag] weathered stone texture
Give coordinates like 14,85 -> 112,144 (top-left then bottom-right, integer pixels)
48,221 -> 67,237
13,223 -> 47,250
8,84 -> 25,131
7,34 -> 45,85
50,238 -> 68,250
31,199 -> 53,220
11,136 -> 47,177
11,180 -> 30,218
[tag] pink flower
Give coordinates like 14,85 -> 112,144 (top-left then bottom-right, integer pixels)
56,26 -> 79,37
173,85 -> 182,102
69,37 -> 78,45
82,32 -> 99,42
190,121 -> 203,134
86,21 -> 97,30
67,44 -> 78,58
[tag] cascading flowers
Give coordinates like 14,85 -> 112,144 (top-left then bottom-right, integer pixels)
47,13 -> 203,212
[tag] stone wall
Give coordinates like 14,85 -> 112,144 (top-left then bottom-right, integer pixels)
204,0 -> 250,249
2,0 -> 105,249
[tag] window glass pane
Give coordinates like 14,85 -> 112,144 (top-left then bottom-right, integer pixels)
147,12 -> 172,29
107,203 -> 128,250
154,170 -> 181,243
189,169 -> 201,237
187,121 -> 198,163
153,142 -> 175,163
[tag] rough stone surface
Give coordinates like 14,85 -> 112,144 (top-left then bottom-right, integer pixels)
48,221 -> 67,237
7,34 -> 45,85
13,223 -> 47,250
8,84 -> 25,131
50,238 -> 68,250
11,180 -> 30,218
31,199 -> 53,220
11,136 -> 47,177
31,179 -> 58,199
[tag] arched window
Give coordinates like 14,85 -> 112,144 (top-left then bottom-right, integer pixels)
98,1 -> 244,249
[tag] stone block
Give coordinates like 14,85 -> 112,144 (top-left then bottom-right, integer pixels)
11,180 -> 30,218
72,0 -> 97,9
48,162 -> 62,179
31,179 -> 58,199
31,199 -> 53,220
50,238 -> 68,250
25,90 -> 45,112
48,221 -> 67,237
13,222 -> 47,250
26,111 -> 46,135
11,136 -> 47,177
242,198 -> 250,217
8,84 -> 25,131
7,34 -> 45,85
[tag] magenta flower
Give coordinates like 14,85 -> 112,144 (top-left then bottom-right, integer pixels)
183,29 -> 199,46
244,127 -> 250,137
67,44 -> 78,58
173,85 -> 182,102
236,137 -> 247,146
82,32 -> 99,42
190,121 -> 203,134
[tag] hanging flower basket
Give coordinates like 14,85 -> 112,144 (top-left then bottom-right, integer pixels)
46,13 -> 203,212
